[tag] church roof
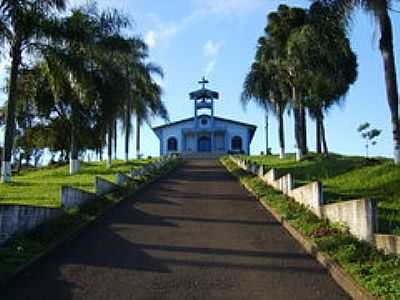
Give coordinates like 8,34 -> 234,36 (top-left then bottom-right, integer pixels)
152,115 -> 257,142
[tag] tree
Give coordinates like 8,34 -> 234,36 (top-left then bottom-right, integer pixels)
319,0 -> 399,164
40,6 -> 133,172
131,63 -> 168,159
287,2 -> 357,157
264,5 -> 308,160
358,122 -> 381,158
0,0 -> 66,182
115,38 -> 167,162
241,39 -> 289,159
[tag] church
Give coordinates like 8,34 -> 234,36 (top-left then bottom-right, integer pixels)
152,78 -> 257,157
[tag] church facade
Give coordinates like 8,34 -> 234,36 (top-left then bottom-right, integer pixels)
152,78 -> 257,156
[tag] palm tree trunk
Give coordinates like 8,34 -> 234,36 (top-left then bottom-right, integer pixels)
378,10 -> 400,164
1,39 -> 22,183
113,119 -> 117,160
292,86 -> 303,161
69,103 -> 80,175
300,104 -> 308,154
316,115 -> 322,154
107,124 -> 112,168
277,103 -> 285,159
321,117 -> 329,158
124,102 -> 131,163
136,115 -> 141,159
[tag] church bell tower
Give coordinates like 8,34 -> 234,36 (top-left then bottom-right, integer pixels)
189,77 -> 219,128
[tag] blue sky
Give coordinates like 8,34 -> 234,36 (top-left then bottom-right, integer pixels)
1,0 -> 400,159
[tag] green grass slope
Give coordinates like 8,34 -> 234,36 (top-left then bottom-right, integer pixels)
0,160 -> 151,208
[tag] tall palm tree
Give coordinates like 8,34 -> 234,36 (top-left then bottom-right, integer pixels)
133,64 -> 168,159
0,0 -> 66,182
265,5 -> 308,160
319,0 -> 399,163
287,2 -> 357,157
40,7 -> 132,172
242,46 -> 289,159
119,58 -> 167,161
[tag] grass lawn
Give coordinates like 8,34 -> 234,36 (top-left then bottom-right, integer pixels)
245,153 -> 400,234
0,159 -> 152,208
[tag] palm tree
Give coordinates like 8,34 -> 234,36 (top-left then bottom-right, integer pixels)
265,5 -> 308,160
39,7 -> 132,172
319,0 -> 399,163
132,63 -> 168,160
242,39 -> 289,159
0,0 -> 66,182
287,2 -> 357,157
118,50 -> 167,161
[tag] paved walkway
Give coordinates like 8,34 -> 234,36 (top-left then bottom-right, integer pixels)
2,160 -> 349,300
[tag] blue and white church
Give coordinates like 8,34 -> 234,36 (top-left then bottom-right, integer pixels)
153,78 -> 257,156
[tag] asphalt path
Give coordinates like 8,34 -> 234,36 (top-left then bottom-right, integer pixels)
1,159 -> 349,300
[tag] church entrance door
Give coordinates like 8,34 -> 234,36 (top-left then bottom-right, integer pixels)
198,136 -> 211,152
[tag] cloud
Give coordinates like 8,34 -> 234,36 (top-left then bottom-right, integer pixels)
204,59 -> 216,77
203,40 -> 222,57
144,31 -> 157,48
143,17 -> 180,49
202,40 -> 222,77
194,0 -> 264,16
68,0 -> 129,11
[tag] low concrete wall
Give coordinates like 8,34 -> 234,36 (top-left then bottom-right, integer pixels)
289,182 -> 323,217
95,177 -> 119,196
374,234 -> 400,255
116,173 -> 134,186
61,186 -> 95,210
262,168 -> 278,186
321,198 -> 376,242
130,168 -> 144,177
257,164 -> 265,178
0,205 -> 62,246
249,163 -> 259,175
279,174 -> 293,196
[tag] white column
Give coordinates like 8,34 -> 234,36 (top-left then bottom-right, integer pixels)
70,159 -> 80,175
1,161 -> 11,183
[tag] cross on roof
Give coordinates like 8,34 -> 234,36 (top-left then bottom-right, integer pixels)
198,76 -> 209,89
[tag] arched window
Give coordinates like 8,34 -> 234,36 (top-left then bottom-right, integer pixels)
167,137 -> 178,152
231,136 -> 242,151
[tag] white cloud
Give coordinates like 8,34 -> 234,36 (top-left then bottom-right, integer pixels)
203,40 -> 222,57
144,31 -> 157,48
204,59 -> 216,77
194,0 -> 264,16
143,21 -> 179,49
202,40 -> 222,77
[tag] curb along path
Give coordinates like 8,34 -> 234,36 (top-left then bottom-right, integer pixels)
1,159 -> 349,300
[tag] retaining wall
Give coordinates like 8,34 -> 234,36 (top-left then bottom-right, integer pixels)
322,198 -> 376,242
61,186 -> 95,210
116,173 -> 133,186
374,234 -> 400,255
95,177 -> 119,196
289,182 -> 323,217
0,205 -> 62,246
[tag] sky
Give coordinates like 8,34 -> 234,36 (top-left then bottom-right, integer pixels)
1,0 -> 400,159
